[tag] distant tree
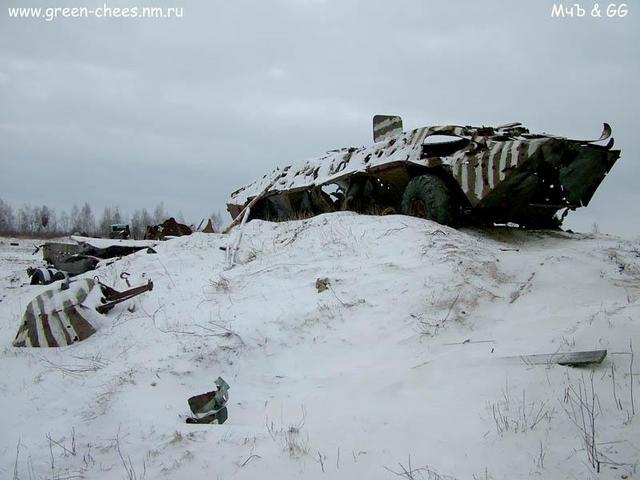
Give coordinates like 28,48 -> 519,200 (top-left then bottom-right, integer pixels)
130,208 -> 153,239
98,206 -> 114,237
112,206 -> 123,224
70,204 -> 81,233
142,208 -> 152,229
153,202 -> 166,224
58,210 -> 70,234
17,204 -> 34,233
210,210 -> 225,232
0,198 -> 15,233
46,209 -> 58,233
38,205 -> 51,230
130,210 -> 142,239
79,202 -> 95,235
98,205 -> 125,236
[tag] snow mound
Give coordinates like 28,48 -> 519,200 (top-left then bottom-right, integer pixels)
0,213 -> 638,479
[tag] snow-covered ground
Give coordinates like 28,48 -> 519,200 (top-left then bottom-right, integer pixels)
1,213 -> 638,480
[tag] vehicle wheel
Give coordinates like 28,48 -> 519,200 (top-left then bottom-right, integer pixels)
265,197 -> 290,221
401,174 -> 458,226
252,197 -> 290,222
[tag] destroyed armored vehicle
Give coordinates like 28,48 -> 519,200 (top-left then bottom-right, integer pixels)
227,116 -> 619,228
109,223 -> 130,239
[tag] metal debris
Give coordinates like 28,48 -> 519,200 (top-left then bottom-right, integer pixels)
27,267 -> 68,285
186,377 -> 230,424
12,277 -> 154,348
202,218 -> 215,233
520,349 -> 607,366
315,277 -> 330,293
144,217 -> 192,240
109,223 -> 130,239
41,238 -> 155,276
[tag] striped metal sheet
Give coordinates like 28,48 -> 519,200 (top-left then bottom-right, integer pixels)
13,279 -> 103,348
373,115 -> 403,143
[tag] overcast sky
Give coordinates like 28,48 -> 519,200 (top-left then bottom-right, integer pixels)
1,0 -> 638,236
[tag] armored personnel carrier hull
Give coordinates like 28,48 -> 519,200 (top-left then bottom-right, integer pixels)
227,116 -> 619,228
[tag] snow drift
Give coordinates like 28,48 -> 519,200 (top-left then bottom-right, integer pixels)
0,213 -> 638,479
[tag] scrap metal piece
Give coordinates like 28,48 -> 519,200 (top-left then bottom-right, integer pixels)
13,278 -> 100,347
186,377 -> 230,424
27,267 -> 68,285
12,277 -> 154,348
42,238 -> 156,276
109,223 -> 131,239
42,242 -> 87,275
565,123 -> 612,144
202,218 -> 215,233
120,271 -> 131,287
315,277 -> 330,293
95,279 -> 153,314
373,115 -> 403,143
144,217 -> 192,240
520,349 -> 607,366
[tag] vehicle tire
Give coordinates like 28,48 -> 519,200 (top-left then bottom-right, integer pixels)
401,174 -> 458,226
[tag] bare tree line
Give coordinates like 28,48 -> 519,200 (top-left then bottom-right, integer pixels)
0,198 -> 225,238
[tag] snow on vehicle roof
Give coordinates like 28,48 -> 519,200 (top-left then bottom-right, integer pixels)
227,123 -> 541,207
70,236 -> 158,249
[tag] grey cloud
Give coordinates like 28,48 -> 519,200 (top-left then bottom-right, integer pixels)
1,0 -> 638,235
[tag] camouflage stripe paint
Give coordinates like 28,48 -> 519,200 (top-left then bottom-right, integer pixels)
518,142 -> 528,168
510,141 -> 520,168
75,283 -> 91,304
488,142 -> 504,190
39,313 -> 58,348
24,302 -> 39,347
407,129 -> 418,146
50,308 -> 73,346
480,149 -> 491,198
228,120 -> 619,216
452,159 -> 461,182
461,160 -> 469,194
467,158 -> 477,204
35,293 -> 48,346
409,127 -> 428,148
499,142 -> 513,181
63,300 -> 97,343
473,152 -> 482,199
13,278 -> 98,348
373,115 -> 403,143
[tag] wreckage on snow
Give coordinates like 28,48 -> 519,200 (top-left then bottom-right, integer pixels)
227,116 -> 620,228
13,277 -> 153,348
34,236 -> 158,281
30,219 -> 193,284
